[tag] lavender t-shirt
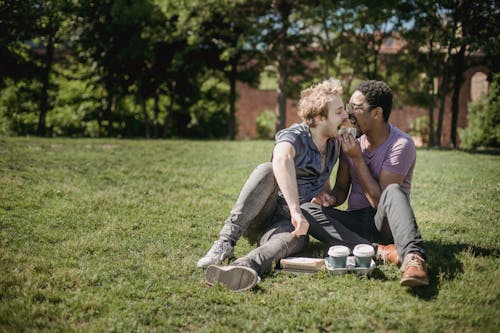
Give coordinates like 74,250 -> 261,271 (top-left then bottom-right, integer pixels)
345,125 -> 416,210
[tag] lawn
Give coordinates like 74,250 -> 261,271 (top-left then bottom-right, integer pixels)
0,137 -> 499,332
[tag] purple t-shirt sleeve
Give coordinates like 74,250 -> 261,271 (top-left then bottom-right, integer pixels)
382,137 -> 416,176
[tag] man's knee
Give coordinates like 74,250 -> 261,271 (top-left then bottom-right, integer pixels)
300,202 -> 324,221
254,162 -> 273,178
380,183 -> 410,208
382,183 -> 403,197
300,202 -> 319,212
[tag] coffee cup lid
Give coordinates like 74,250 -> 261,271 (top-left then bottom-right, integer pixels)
353,244 -> 375,257
328,245 -> 350,257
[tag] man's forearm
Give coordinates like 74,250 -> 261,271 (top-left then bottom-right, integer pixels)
331,187 -> 347,206
351,156 -> 381,208
272,155 -> 301,214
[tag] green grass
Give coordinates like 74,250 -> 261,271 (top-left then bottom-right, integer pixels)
1,137 -> 499,332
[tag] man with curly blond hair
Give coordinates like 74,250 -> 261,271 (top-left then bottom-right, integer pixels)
199,79 -> 349,291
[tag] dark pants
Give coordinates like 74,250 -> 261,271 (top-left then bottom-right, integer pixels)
301,183 -> 425,260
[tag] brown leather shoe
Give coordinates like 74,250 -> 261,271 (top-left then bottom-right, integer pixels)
376,244 -> 400,266
400,253 -> 429,287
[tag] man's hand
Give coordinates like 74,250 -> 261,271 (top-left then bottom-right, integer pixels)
290,211 -> 309,237
341,133 -> 362,159
311,190 -> 336,207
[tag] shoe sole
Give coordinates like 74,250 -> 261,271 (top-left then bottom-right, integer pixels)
400,277 -> 429,287
205,265 -> 257,292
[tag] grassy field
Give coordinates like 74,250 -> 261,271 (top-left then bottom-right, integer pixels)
1,137 -> 499,332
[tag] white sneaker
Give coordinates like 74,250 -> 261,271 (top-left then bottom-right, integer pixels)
205,265 -> 259,292
196,240 -> 234,268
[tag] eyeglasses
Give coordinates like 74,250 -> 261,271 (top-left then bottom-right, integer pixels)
345,102 -> 366,113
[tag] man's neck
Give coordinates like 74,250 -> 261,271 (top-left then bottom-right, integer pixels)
310,127 -> 328,153
365,123 -> 391,150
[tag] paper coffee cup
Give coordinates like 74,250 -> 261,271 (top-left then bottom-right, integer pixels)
339,127 -> 357,138
353,244 -> 375,268
328,245 -> 350,268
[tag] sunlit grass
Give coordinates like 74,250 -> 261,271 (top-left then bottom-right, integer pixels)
0,138 -> 499,332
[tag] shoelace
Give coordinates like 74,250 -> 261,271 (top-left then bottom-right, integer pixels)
377,250 -> 390,265
209,241 -> 228,256
405,255 -> 424,270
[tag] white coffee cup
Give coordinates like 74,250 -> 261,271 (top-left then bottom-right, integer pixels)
328,245 -> 350,268
353,244 -> 375,268
339,126 -> 357,138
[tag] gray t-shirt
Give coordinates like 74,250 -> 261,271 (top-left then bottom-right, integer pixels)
345,124 -> 416,210
275,123 -> 340,204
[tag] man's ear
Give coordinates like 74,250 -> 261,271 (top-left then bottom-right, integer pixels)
373,107 -> 382,119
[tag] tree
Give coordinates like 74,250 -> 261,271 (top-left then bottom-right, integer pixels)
0,0 -> 40,85
459,73 -> 500,149
0,0 -> 71,136
256,0 -> 317,132
399,0 -> 448,146
72,0 -> 162,136
339,0 -> 402,82
168,0 -> 264,139
445,0 -> 499,147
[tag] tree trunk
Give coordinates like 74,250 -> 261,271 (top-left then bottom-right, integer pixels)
426,41 -> 436,147
142,95 -> 150,138
274,1 -> 291,133
450,44 -> 466,148
228,57 -> 238,140
436,45 -> 453,147
276,60 -> 288,132
163,82 -> 175,138
37,28 -> 55,136
436,73 -> 448,147
105,93 -> 116,136
153,92 -> 160,138
427,88 -> 436,147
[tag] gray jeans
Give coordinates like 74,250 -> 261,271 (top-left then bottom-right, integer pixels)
219,162 -> 278,245
232,201 -> 309,276
301,183 -> 425,260
219,162 -> 308,276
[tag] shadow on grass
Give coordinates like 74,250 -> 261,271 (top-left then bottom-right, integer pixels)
406,240 -> 499,300
462,148 -> 500,156
293,239 -> 499,300
417,146 -> 500,156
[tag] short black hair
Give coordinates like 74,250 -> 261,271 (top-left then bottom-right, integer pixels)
355,80 -> 393,122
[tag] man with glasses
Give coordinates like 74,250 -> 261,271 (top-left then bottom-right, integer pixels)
302,80 -> 429,287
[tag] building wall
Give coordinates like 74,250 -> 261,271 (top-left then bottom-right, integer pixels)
235,66 -> 490,147
235,82 -> 300,140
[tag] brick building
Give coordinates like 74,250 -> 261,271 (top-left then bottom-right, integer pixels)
235,62 -> 490,148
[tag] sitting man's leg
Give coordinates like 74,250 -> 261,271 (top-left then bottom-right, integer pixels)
197,162 -> 278,268
374,183 -> 428,287
205,219 -> 309,291
301,202 -> 374,250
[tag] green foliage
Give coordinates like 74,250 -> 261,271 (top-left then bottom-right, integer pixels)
188,75 -> 229,139
0,138 -> 499,331
258,68 -> 278,90
256,110 -> 277,139
1,0 -> 498,141
459,75 -> 500,149
0,79 -> 40,135
408,115 -> 430,146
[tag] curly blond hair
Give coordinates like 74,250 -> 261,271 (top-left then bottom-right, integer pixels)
297,78 -> 343,127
